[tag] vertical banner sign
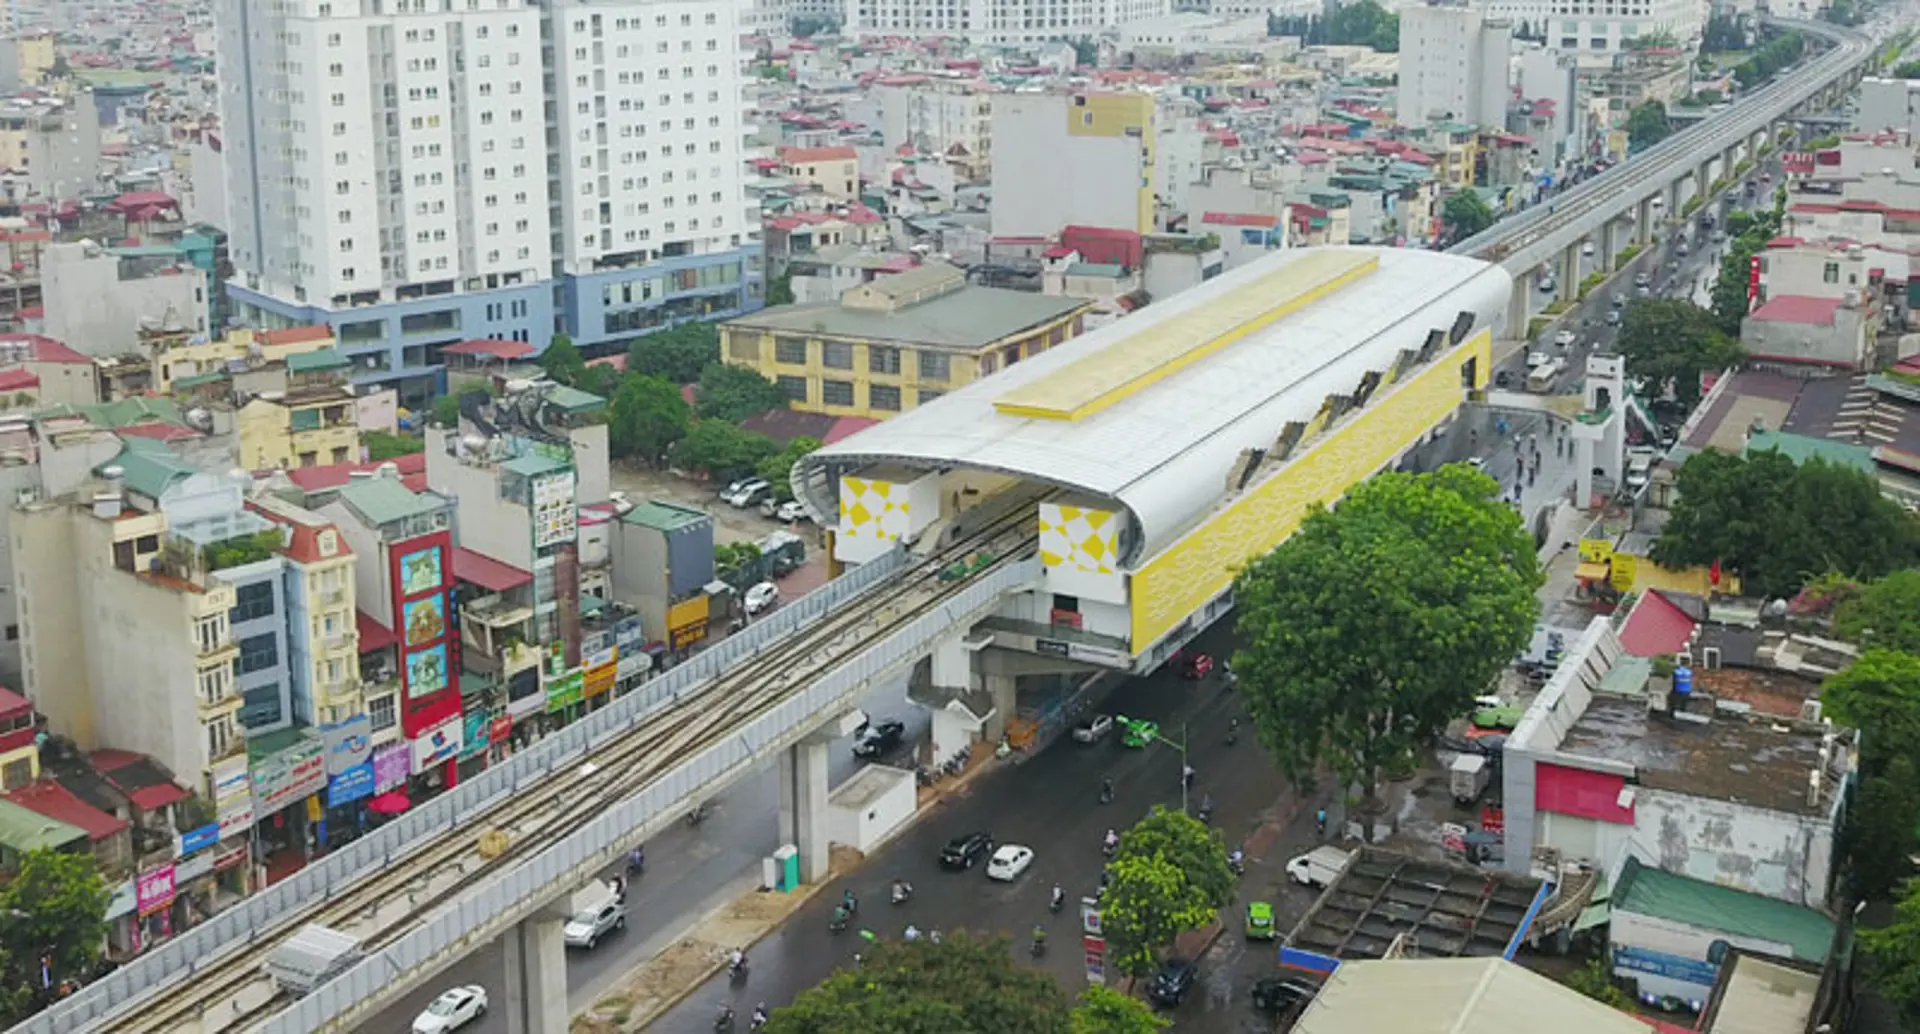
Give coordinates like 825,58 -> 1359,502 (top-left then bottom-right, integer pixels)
1747,254 -> 1761,305
530,472 -> 578,548
1080,898 -> 1105,985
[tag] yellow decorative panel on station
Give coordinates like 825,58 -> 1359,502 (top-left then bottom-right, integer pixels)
839,474 -> 913,544
1038,502 -> 1119,575
1129,329 -> 1493,647
993,250 -> 1379,423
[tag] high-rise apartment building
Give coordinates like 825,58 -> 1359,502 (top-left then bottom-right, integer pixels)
846,0 -> 1167,43
1396,3 -> 1514,130
214,0 -> 760,408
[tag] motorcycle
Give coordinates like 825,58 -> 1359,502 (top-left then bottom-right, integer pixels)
830,909 -> 850,934
1227,853 -> 1246,877
688,801 -> 714,827
891,882 -> 913,906
1101,840 -> 1117,860
714,1007 -> 735,1033
729,958 -> 749,984
1030,937 -> 1047,958
1197,797 -> 1214,824
1098,783 -> 1114,805
1049,887 -> 1065,914
749,1011 -> 768,1032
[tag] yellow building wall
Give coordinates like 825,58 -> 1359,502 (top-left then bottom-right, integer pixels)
288,421 -> 360,468
1129,329 -> 1493,646
1064,93 -> 1156,234
237,402 -> 293,470
0,743 -> 39,788
16,35 -> 52,84
157,327 -> 339,395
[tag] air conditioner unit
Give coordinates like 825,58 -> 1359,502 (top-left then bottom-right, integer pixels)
1800,699 -> 1823,723
1702,646 -> 1722,669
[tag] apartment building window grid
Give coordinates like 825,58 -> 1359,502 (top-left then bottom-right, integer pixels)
774,336 -> 807,364
777,375 -> 808,402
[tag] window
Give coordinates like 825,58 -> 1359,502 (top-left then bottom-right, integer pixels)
868,384 -> 901,411
917,389 -> 945,406
774,336 -> 807,364
822,380 -> 855,406
777,375 -> 809,402
1823,262 -> 1840,283
235,633 -> 278,675
231,582 -> 276,623
918,350 -> 950,382
0,758 -> 30,790
869,345 -> 901,375
821,342 -> 854,369
368,693 -> 397,732
205,715 -> 234,760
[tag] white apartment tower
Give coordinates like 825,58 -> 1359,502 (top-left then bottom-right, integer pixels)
847,0 -> 1168,43
215,0 -> 761,408
1396,2 -> 1514,130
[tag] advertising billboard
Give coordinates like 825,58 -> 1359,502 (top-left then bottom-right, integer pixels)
532,471 -> 578,548
391,532 -> 460,738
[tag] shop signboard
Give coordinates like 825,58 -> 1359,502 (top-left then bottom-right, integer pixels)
489,716 -> 512,743
460,710 -> 491,760
322,714 -> 373,776
250,735 -> 327,815
136,864 -> 176,917
411,718 -> 463,774
583,647 -> 617,698
211,755 -> 249,808
1578,539 -> 1615,564
217,798 -> 254,841
532,471 -> 578,548
615,616 -> 643,655
326,762 -> 374,808
1611,553 -> 1639,592
213,842 -> 249,872
392,534 -> 461,739
176,823 -> 220,857
1613,945 -> 1720,990
545,669 -> 584,713
373,741 -> 410,793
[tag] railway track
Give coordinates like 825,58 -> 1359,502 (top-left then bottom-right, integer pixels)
119,497 -> 1045,1034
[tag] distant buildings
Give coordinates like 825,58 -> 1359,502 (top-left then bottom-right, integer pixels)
1396,3 -> 1512,130
990,92 -> 1158,240
844,0 -> 1169,44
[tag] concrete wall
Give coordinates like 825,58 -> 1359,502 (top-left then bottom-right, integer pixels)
1740,307 -> 1871,369
611,521 -> 670,641
825,764 -> 916,852
990,93 -> 1154,239
356,388 -> 399,438
326,502 -> 395,630
423,433 -> 534,573
1635,788 -> 1836,909
42,242 -> 208,357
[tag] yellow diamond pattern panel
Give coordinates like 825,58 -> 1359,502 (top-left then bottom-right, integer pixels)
1129,330 -> 1492,647
839,474 -> 912,543
1039,502 -> 1119,576
993,250 -> 1380,422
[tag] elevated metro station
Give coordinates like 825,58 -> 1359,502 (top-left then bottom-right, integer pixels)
797,245 -> 1514,742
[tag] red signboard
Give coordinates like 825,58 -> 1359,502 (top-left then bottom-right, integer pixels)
1481,806 -> 1505,835
391,531 -> 460,739
1050,609 -> 1084,630
1535,763 -> 1634,824
1747,254 -> 1761,304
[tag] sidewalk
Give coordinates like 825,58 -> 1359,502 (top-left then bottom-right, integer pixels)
572,757 -> 1003,1033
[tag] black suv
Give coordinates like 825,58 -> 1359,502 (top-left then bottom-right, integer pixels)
939,832 -> 995,870
1251,976 -> 1320,1014
852,719 -> 905,759
1149,959 -> 1197,1007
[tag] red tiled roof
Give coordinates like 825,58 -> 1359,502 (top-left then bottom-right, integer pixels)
285,452 -> 427,493
781,145 -> 858,164
1618,590 -> 1698,658
825,416 -> 879,444
451,546 -> 532,592
1201,212 -> 1279,228
1748,294 -> 1842,325
260,325 -> 332,347
117,423 -> 202,443
6,780 -> 127,841
1766,236 -> 1806,248
0,369 -> 39,392
1059,225 -> 1144,269
1042,246 -> 1076,259
357,611 -> 397,651
442,338 -> 537,361
0,332 -> 88,365
0,686 -> 27,715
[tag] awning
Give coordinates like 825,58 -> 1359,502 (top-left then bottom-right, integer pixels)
356,611 -> 397,651
1573,900 -> 1612,932
1575,562 -> 1611,581
367,791 -> 411,815
452,547 -> 532,593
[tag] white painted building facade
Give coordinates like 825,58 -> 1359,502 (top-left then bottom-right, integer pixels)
1397,3 -> 1514,130
845,0 -> 1169,43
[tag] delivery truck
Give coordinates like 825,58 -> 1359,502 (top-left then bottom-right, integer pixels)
1450,754 -> 1491,804
1285,846 -> 1355,888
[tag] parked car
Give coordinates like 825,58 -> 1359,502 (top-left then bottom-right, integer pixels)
1605,309 -> 1622,326
413,986 -> 488,1034
852,719 -> 905,759
1580,241 -> 1595,256
1072,714 -> 1114,743
986,844 -> 1034,882
743,581 -> 779,616
773,500 -> 808,523
1149,959 -> 1198,1007
1251,976 -> 1320,1014
940,832 -> 995,870
1174,651 -> 1214,679
723,479 -> 771,508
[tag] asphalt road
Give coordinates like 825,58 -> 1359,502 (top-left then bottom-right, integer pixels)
360,675 -> 928,1034
644,622 -> 1313,1034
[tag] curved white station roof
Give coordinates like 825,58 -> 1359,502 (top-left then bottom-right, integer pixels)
806,245 -> 1515,563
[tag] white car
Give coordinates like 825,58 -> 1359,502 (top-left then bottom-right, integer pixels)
1525,351 -> 1550,369
743,581 -> 779,616
1072,714 -> 1114,743
986,844 -> 1034,882
774,500 -> 808,523
413,986 -> 488,1034
1553,329 -> 1576,348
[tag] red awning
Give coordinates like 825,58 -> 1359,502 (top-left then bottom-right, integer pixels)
357,611 -> 397,651
367,791 -> 411,815
127,783 -> 189,811
452,547 -> 532,593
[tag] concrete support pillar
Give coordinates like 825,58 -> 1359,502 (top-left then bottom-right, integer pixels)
1697,160 -> 1712,199
1507,278 -> 1531,339
1573,434 -> 1595,506
930,631 -> 971,690
777,739 -> 831,884
1635,199 -> 1653,246
982,671 -> 1016,745
1723,147 -> 1738,182
502,913 -> 568,1034
1602,219 -> 1623,273
1665,179 -> 1682,216
1555,245 -> 1580,305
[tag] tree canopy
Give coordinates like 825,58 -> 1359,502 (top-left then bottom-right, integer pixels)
757,436 -> 821,503
696,363 -> 788,423
1650,449 -> 1920,598
1325,0 -> 1398,50
1710,203 -> 1783,335
0,849 -> 109,1021
1615,299 -> 1742,407
1100,807 -> 1235,979
763,934 -> 1068,1034
1835,571 -> 1920,656
1862,876 -> 1920,1023
625,323 -> 720,385
362,430 -> 423,461
1069,986 -> 1168,1034
1732,31 -> 1806,86
671,419 -> 778,481
1441,191 -> 1495,245
537,333 -> 590,389
607,374 -> 691,463
1626,101 -> 1672,151
1231,466 -> 1540,812
1702,12 -> 1749,52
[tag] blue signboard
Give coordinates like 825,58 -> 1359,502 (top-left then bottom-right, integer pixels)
326,762 -> 375,808
1613,945 -> 1720,989
178,823 -> 220,856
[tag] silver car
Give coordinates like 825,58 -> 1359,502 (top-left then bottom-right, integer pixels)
563,899 -> 625,949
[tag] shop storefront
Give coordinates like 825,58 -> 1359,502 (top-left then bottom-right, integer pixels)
542,664 -> 583,731
582,644 -> 616,714
172,822 -> 224,924
133,863 -> 176,951
456,708 -> 494,779
409,717 -> 462,797
321,715 -> 374,849
210,755 -> 254,900
612,617 -> 650,698
248,729 -> 327,884
103,879 -> 136,959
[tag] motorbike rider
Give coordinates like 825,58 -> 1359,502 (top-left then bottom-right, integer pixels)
891,877 -> 912,902
842,889 -> 858,914
831,902 -> 851,928
750,1003 -> 769,1030
1031,925 -> 1048,950
1228,848 -> 1246,872
716,1004 -> 735,1030
904,924 -> 922,942
1103,828 -> 1119,853
1199,792 -> 1214,818
1050,884 -> 1065,911
1182,763 -> 1195,789
1316,808 -> 1328,835
729,948 -> 747,975
1100,775 -> 1114,802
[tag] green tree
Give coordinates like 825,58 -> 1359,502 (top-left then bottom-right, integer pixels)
1441,191 -> 1495,245
1650,450 -> 1920,598
362,430 -> 423,461
1835,571 -> 1920,655
1615,299 -> 1742,407
538,333 -> 590,388
671,420 -> 777,480
1100,807 -> 1238,980
1232,467 -> 1539,816
1322,0 -> 1398,51
1702,12 -> 1748,52
0,849 -> 109,1014
626,323 -> 721,385
1843,754 -> 1920,900
1563,959 -> 1634,1010
757,436 -> 821,503
1861,877 -> 1920,1023
1626,101 -> 1672,150
1894,59 -> 1920,78
696,363 -> 788,422
766,271 -> 797,306
1070,985 -> 1167,1034
607,374 -> 692,463
763,934 -> 1068,1034
429,385 -> 491,429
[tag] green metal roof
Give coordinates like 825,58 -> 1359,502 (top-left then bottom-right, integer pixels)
723,285 -> 1087,353
337,476 -> 439,526
543,384 -> 606,414
622,499 -> 710,533
285,348 -> 351,374
39,396 -> 186,430
501,452 -> 569,478
104,438 -> 197,500
246,724 -> 320,762
0,799 -> 86,854
1064,262 -> 1126,277
1745,430 -> 1876,475
171,369 -> 229,389
580,593 -> 607,616
1613,857 -> 1834,962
